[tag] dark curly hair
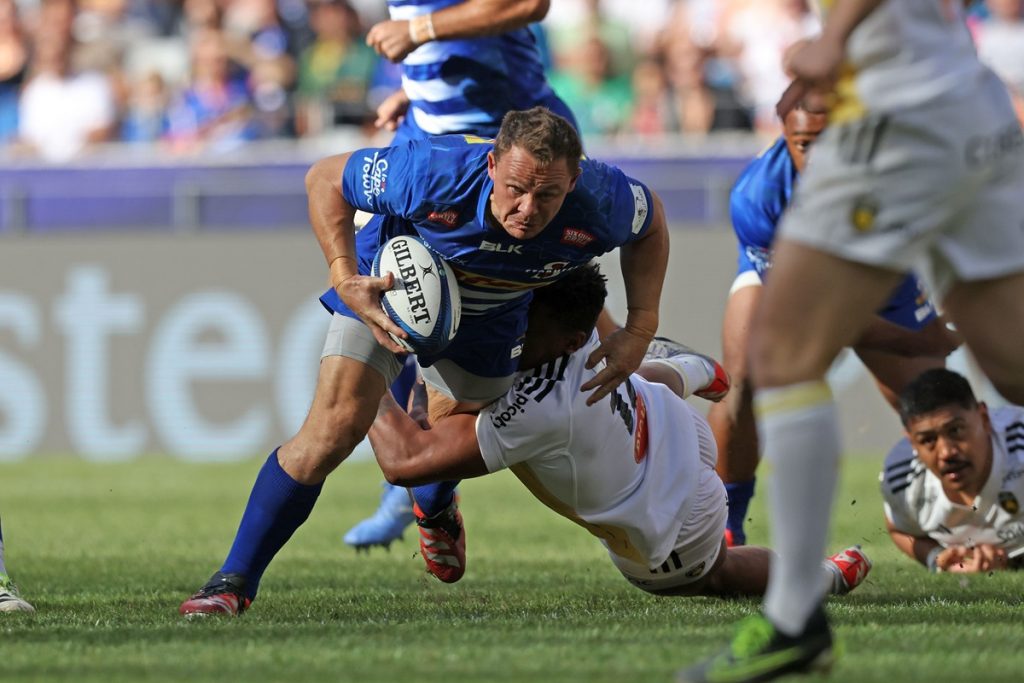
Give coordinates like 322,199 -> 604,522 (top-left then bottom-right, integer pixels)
530,263 -> 607,336
897,368 -> 978,426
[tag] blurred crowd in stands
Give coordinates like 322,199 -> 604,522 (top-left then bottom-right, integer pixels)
0,0 -> 1021,161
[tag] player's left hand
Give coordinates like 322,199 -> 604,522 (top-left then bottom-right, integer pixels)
784,37 -> 844,90
581,327 -> 651,406
366,20 -> 418,63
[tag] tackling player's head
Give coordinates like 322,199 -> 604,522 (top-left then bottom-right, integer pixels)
898,369 -> 993,499
783,101 -> 828,173
520,263 -> 607,369
487,107 -> 582,240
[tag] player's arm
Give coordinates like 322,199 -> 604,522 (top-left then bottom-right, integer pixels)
885,517 -> 943,569
367,0 -> 550,63
854,316 -> 961,358
779,0 -> 885,113
305,153 -> 407,352
368,392 -> 489,487
583,191 -> 669,405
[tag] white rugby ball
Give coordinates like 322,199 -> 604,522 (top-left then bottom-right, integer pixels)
372,235 -> 461,355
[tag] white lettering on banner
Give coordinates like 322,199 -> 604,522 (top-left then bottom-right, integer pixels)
147,293 -> 270,461
0,295 -> 46,460
53,267 -> 146,461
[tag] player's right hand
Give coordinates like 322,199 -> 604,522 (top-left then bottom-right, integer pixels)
936,544 -> 1010,573
375,90 -> 411,132
336,272 -> 409,353
366,19 -> 418,63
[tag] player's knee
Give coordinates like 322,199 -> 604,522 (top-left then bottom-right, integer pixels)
749,328 -> 832,388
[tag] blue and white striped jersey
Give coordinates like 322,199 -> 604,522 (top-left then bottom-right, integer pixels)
388,0 -> 558,137
324,134 -> 653,317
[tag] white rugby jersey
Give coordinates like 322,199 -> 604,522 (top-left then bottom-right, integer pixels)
475,332 -> 703,568
818,0 -> 989,121
882,406 -> 1024,556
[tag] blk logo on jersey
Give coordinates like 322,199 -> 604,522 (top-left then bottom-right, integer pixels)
480,239 -> 523,255
427,209 -> 460,227
560,227 -> 596,248
361,152 -> 388,207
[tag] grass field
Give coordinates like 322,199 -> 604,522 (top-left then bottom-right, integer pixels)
2,454 -> 1024,683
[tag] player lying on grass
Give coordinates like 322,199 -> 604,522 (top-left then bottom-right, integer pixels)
883,368 -> 1024,573
0,514 -> 34,613
707,99 -> 960,548
367,265 -> 871,597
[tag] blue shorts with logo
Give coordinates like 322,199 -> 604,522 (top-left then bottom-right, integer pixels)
319,214 -> 530,379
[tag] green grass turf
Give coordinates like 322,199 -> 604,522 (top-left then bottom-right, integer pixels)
2,455 -> 1024,682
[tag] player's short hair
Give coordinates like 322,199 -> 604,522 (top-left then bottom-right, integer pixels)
531,263 -> 607,336
493,107 -> 582,175
897,368 -> 979,426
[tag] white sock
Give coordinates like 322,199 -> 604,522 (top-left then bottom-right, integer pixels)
756,381 -> 840,636
646,355 -> 714,399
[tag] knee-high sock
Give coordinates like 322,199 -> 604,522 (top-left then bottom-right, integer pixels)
756,381 -> 840,636
221,449 -> 322,599
724,479 -> 756,545
412,481 -> 459,517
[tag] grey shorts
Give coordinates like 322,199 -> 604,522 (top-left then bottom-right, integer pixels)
780,70 -> 1024,300
321,313 -> 514,403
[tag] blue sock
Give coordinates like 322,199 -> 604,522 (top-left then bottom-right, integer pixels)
412,480 -> 459,517
390,356 -> 418,406
221,449 -> 322,599
724,478 -> 756,545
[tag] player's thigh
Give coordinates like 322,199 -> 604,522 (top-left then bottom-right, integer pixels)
751,240 -> 904,387
282,314 -> 397,469
854,346 -> 946,411
943,270 -> 1024,403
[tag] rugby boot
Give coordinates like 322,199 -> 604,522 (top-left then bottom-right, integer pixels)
644,337 -> 731,401
677,605 -> 836,683
824,544 -> 872,595
343,482 -> 415,551
414,499 -> 466,583
0,574 -> 34,613
179,571 -> 251,617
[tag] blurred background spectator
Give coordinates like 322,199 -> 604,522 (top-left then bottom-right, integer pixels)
0,0 -> 1021,161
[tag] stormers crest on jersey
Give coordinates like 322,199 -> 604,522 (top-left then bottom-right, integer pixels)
882,406 -> 1024,557
336,135 -> 653,317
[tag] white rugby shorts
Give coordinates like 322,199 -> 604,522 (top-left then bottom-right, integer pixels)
779,69 -> 1024,300
609,414 -> 727,591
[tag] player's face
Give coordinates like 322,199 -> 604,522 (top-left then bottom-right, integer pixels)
905,403 -> 993,499
486,146 -> 579,240
783,108 -> 828,173
520,305 -> 585,370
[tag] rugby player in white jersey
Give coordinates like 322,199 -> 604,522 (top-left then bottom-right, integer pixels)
681,0 -> 1024,679
883,368 -> 1024,573
366,265 -> 872,599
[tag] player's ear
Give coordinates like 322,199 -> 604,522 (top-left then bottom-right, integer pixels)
567,166 -> 581,193
979,402 -> 991,432
564,330 -> 588,355
487,152 -> 497,180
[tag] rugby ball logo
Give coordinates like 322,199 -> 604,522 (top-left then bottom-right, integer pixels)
372,235 -> 461,356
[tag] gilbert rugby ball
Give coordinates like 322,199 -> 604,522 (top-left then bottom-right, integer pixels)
372,235 -> 461,355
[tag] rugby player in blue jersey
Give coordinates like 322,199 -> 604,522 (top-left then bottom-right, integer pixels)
178,106 -> 669,615
344,0 -> 582,551
705,100 -> 959,548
